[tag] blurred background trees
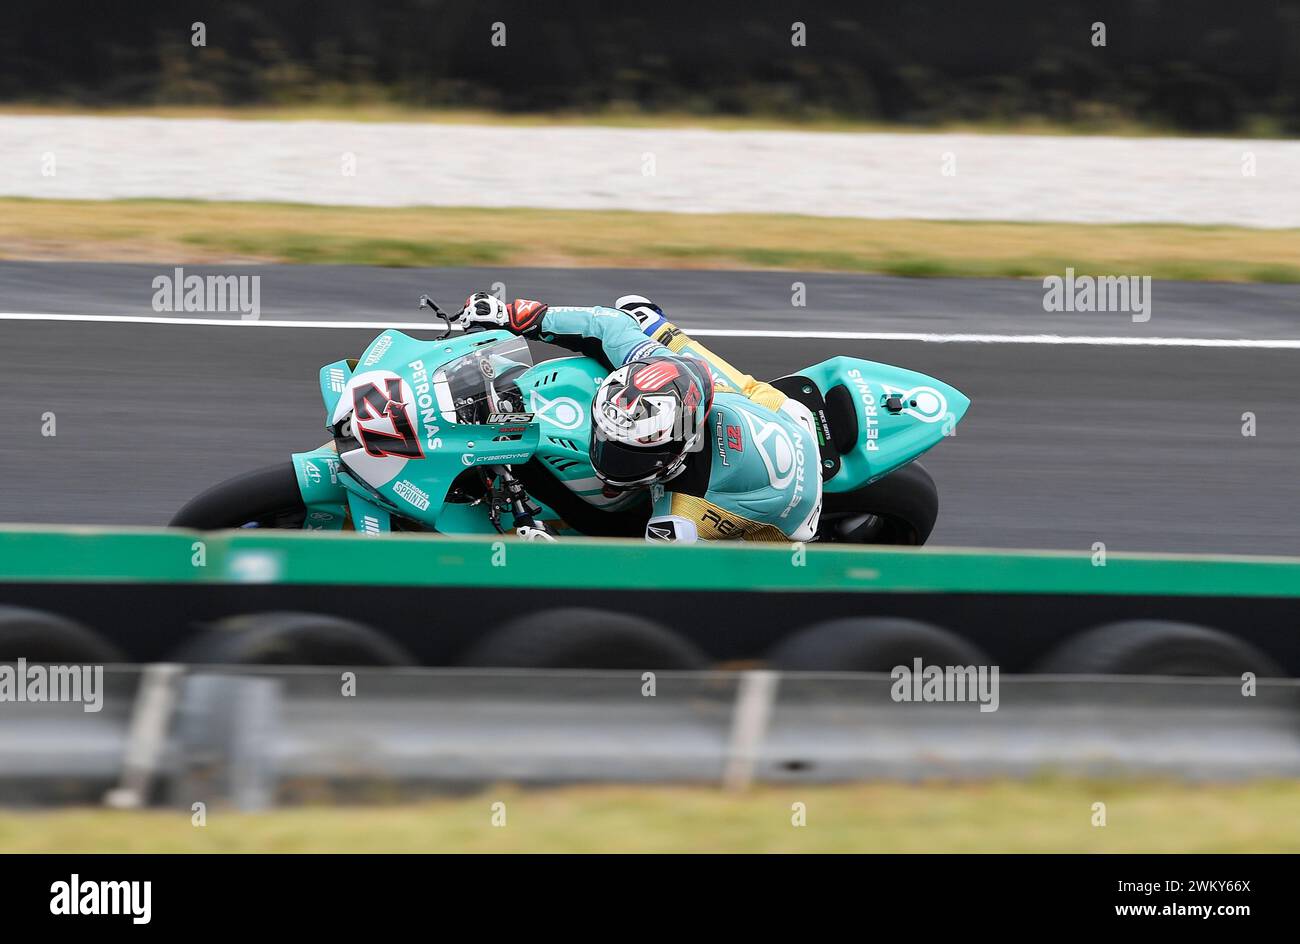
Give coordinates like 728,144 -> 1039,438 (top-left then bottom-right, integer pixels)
3,0 -> 1297,133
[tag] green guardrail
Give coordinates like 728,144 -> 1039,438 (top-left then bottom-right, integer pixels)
1,526 -> 1300,598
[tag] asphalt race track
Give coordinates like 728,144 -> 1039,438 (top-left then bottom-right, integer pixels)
2,263 -> 1298,554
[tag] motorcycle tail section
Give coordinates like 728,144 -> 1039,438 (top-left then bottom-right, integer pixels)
776,356 -> 970,493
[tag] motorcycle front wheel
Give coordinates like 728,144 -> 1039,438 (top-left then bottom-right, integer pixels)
171,463 -> 308,530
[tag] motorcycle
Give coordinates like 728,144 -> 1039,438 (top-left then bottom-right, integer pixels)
172,295 -> 970,543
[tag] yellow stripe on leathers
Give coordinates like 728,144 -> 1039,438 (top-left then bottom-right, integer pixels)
650,321 -> 794,541
669,493 -> 789,542
653,324 -> 789,412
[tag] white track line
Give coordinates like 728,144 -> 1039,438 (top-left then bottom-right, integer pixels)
693,329 -> 1300,349
2,311 -> 1299,349
0,312 -> 447,330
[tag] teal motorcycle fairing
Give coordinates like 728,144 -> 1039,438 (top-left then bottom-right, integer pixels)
291,329 -> 968,534
789,356 -> 971,492
294,329 -> 621,534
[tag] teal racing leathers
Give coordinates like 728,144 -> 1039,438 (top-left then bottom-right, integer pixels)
535,305 -> 823,542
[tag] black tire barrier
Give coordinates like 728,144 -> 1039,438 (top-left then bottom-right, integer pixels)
0,605 -> 123,663
1034,619 -> 1283,677
173,611 -> 415,666
767,616 -> 987,672
460,607 -> 708,670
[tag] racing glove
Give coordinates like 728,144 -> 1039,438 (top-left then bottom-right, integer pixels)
458,292 -> 548,336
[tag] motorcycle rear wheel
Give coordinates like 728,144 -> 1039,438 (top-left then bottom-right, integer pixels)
817,460 -> 939,546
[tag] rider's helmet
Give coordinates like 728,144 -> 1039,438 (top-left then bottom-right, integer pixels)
590,355 -> 713,490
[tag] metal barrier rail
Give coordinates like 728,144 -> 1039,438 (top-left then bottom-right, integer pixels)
1,666 -> 1297,808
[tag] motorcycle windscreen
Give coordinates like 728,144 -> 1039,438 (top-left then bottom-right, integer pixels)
431,335 -> 533,423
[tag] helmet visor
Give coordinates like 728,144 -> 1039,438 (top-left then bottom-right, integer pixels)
589,435 -> 679,487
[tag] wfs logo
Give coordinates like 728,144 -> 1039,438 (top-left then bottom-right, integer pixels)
50,874 -> 151,925
1042,267 -> 1151,323
152,267 -> 261,320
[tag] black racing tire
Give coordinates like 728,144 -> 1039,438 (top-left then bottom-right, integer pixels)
0,606 -> 125,663
819,461 -> 939,545
171,463 -> 306,530
461,607 -> 707,670
174,611 -> 414,666
1035,620 -> 1281,677
768,617 -> 986,672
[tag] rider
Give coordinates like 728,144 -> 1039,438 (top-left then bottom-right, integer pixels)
457,292 -> 823,543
